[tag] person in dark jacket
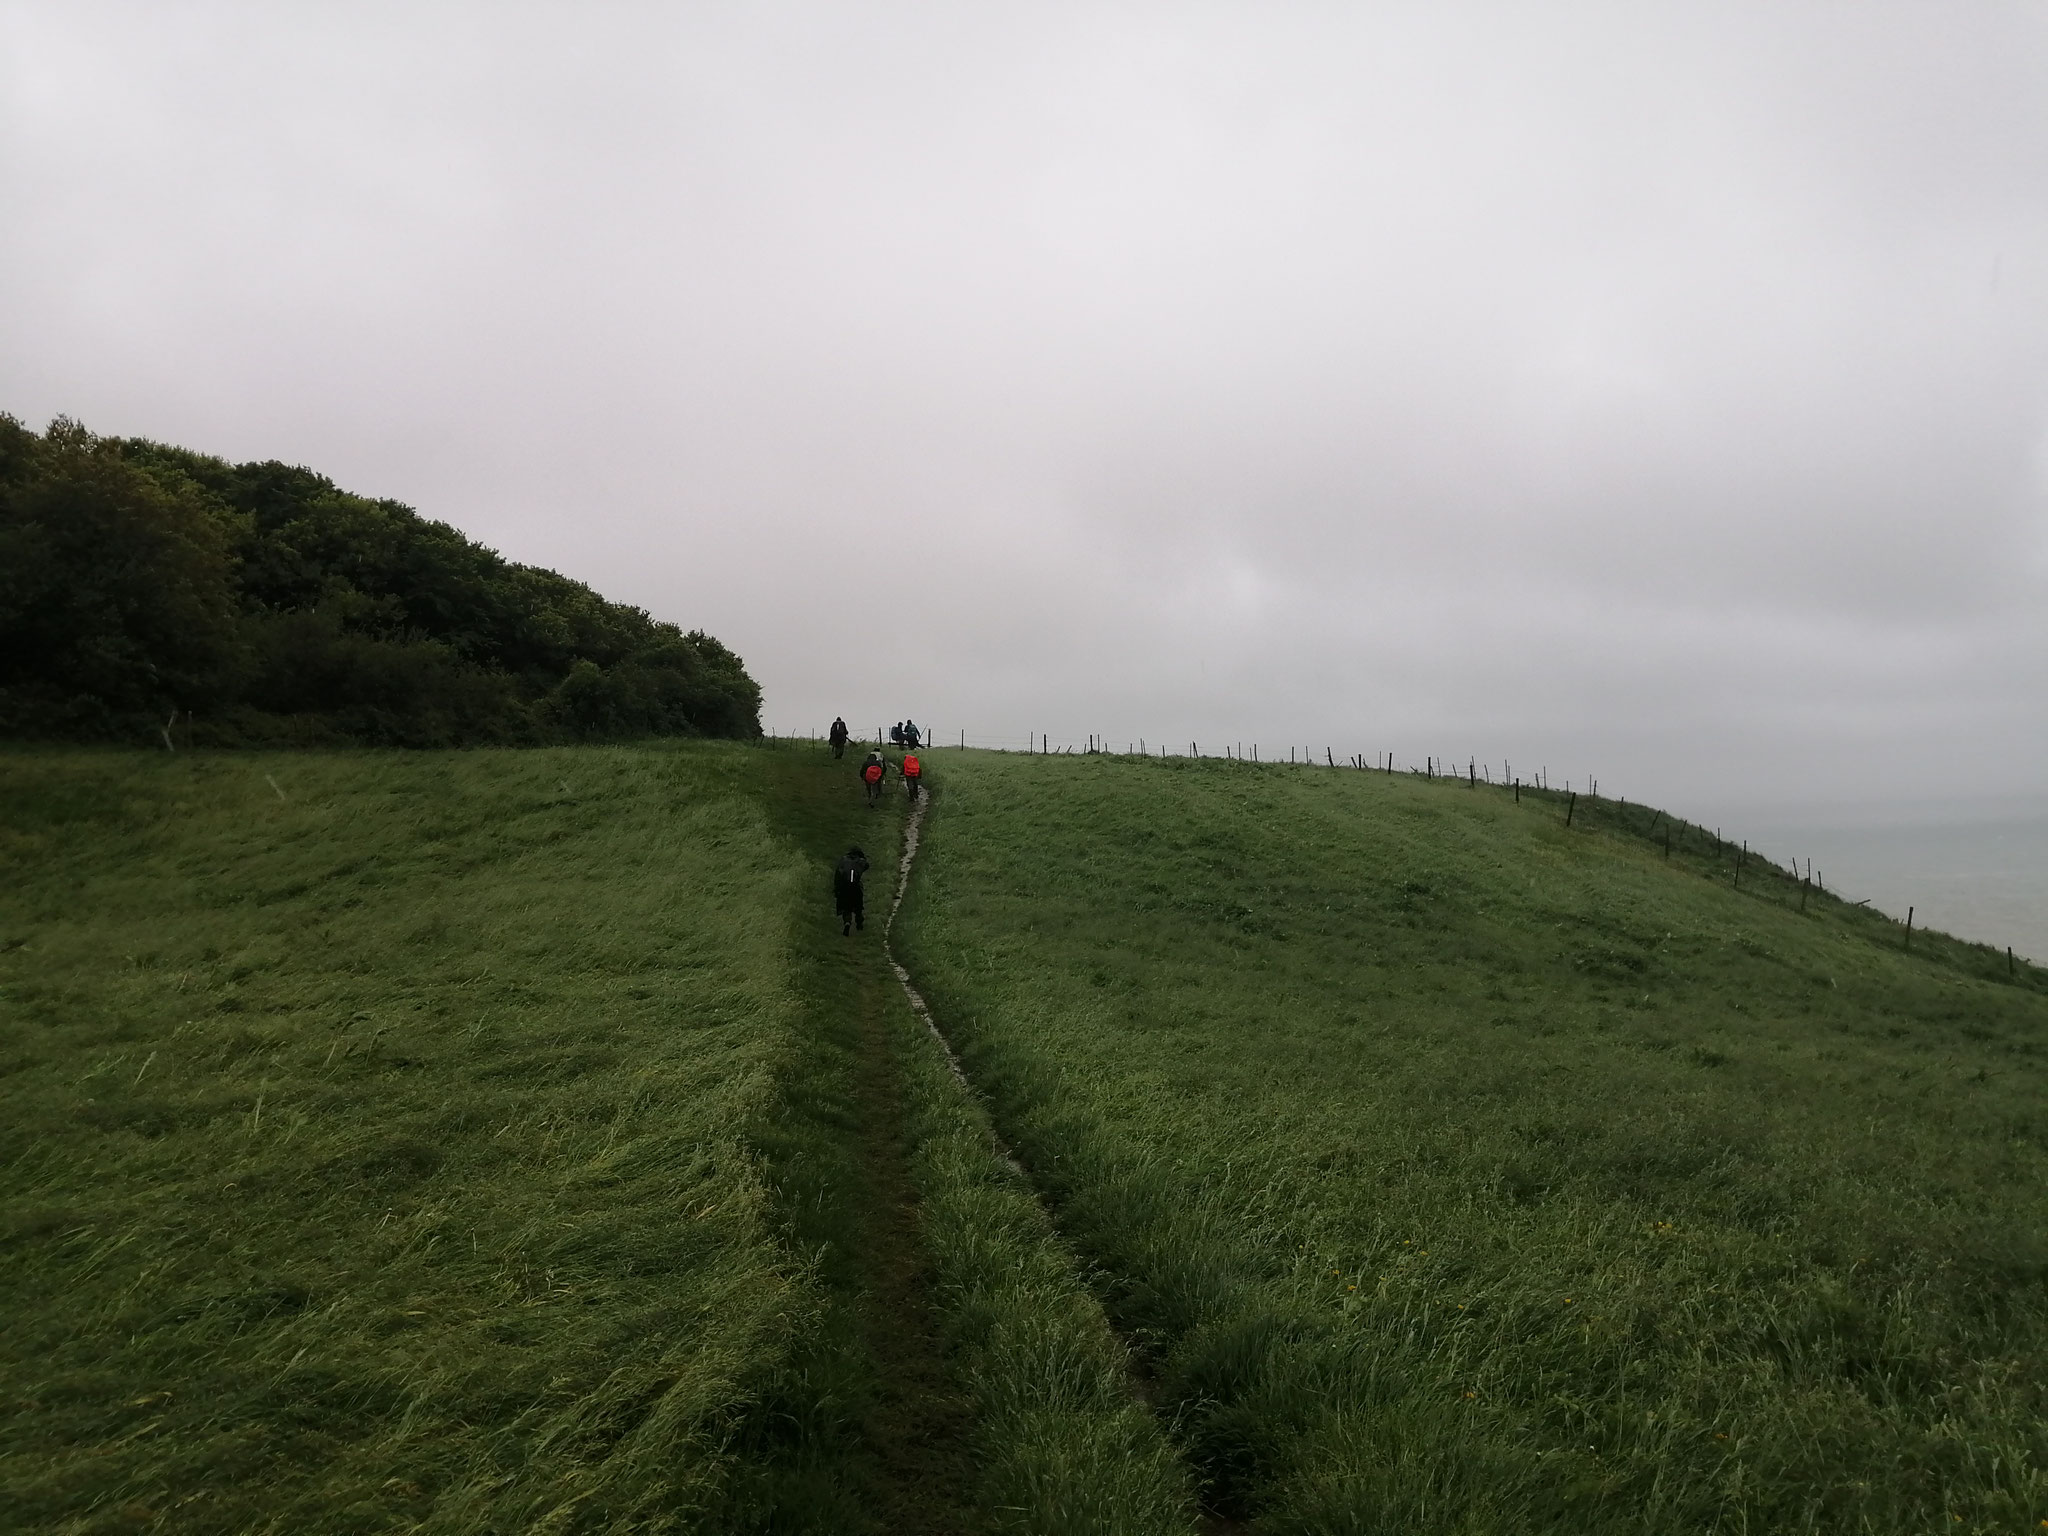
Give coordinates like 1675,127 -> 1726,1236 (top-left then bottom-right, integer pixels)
904,719 -> 921,750
861,750 -> 888,807
828,717 -> 850,759
834,846 -> 870,935
890,722 -> 905,746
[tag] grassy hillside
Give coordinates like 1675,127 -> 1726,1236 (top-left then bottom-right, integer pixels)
1,746 -> 819,1531
0,744 -> 1193,1535
895,752 -> 2048,1534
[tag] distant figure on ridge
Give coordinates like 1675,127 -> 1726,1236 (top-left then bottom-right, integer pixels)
834,846 -> 870,935
903,719 -> 921,750
828,717 -> 849,759
890,722 -> 906,747
862,749 -> 887,808
901,749 -> 923,802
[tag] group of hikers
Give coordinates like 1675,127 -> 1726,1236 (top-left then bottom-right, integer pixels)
826,716 -> 925,808
826,715 -> 928,936
826,717 -> 922,754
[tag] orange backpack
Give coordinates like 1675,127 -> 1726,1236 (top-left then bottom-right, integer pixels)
902,754 -> 920,778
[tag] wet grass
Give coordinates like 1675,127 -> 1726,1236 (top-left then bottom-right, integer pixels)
0,742 -> 1197,1534
1,744 -> 815,1532
895,750 -> 2048,1534
751,748 -> 1198,1535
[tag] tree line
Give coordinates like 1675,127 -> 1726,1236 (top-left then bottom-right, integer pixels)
0,416 -> 761,747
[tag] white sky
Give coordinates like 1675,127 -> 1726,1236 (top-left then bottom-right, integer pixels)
4,2 -> 2046,815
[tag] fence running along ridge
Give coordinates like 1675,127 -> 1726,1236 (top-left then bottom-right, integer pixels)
761,724 -> 2043,979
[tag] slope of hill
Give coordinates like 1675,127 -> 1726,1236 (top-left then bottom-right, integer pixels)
0,417 -> 759,746
0,744 -> 1193,1534
895,751 -> 2048,1534
9,738 -> 2041,1533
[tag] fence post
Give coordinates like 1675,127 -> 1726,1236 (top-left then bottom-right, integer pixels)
1904,906 -> 1913,949
1565,791 -> 1576,826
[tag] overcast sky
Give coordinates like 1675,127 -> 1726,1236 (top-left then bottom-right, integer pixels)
4,2 -> 2045,816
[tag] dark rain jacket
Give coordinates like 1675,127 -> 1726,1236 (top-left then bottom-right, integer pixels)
833,853 -> 870,913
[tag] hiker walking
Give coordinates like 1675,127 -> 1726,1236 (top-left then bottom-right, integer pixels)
828,717 -> 849,759
901,748 -> 923,802
861,749 -> 888,808
833,846 -> 870,935
903,719 -> 921,750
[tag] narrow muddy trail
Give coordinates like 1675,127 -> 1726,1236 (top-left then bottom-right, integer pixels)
745,755 -> 982,1533
835,950 -> 981,1533
883,796 -> 1022,1174
753,747 -> 1234,1532
880,788 -> 1250,1536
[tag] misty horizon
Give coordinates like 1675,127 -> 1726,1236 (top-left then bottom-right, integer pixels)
5,2 -> 2045,822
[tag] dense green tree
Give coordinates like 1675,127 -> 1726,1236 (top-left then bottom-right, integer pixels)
0,416 -> 761,746
0,420 -> 244,736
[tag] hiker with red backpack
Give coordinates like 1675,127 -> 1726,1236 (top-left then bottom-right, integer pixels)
860,749 -> 887,808
901,748 -> 923,802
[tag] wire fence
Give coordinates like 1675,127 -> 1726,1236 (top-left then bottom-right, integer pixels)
768,724 -> 1604,788
762,721 -> 2042,980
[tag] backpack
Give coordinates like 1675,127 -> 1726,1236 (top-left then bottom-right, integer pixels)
863,762 -> 883,784
902,754 -> 920,778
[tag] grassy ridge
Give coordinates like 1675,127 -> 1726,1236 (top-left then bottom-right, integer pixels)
895,751 -> 2048,1534
1,745 -> 814,1530
742,748 -> 1198,1534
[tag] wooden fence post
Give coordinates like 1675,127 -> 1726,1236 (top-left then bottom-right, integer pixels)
1565,791 -> 1576,826
1904,906 -> 1913,950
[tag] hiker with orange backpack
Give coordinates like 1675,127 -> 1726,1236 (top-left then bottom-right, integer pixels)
901,748 -> 923,802
860,749 -> 887,808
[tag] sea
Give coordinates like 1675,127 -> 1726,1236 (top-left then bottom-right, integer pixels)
1691,799 -> 2048,965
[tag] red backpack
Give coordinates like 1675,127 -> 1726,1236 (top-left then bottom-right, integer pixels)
863,761 -> 883,784
902,754 -> 921,778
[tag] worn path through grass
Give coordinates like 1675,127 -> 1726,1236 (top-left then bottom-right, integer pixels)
1,742 -> 1198,1534
750,747 -> 1199,1536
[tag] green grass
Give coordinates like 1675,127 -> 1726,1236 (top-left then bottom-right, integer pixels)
2,745 -> 818,1532
895,751 -> 2048,1534
0,744 -> 1196,1534
742,749 -> 1198,1535
875,903 -> 1197,1535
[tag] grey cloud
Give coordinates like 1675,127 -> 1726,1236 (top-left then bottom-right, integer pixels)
3,0 -> 2044,808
